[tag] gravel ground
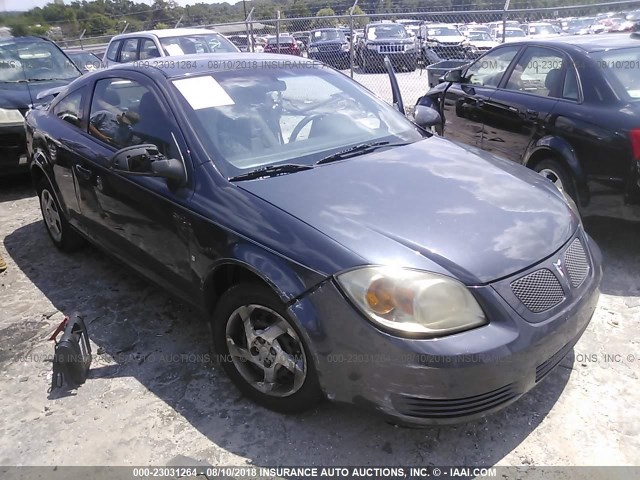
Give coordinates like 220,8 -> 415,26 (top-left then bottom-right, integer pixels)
0,173 -> 639,469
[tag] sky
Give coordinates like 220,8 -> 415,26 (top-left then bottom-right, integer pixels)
0,0 -> 239,12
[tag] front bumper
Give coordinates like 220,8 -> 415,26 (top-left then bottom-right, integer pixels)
289,230 -> 602,425
309,50 -> 350,66
363,49 -> 418,65
0,124 -> 29,176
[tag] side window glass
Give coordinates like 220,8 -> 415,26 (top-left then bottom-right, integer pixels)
466,46 -> 520,87
105,40 -> 121,62
563,67 -> 579,101
119,39 -> 139,63
504,46 -> 566,98
89,77 -> 177,157
52,88 -> 84,128
140,39 -> 160,60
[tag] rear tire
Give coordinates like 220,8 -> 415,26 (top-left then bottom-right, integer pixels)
533,159 -> 578,204
212,282 -> 323,413
37,178 -> 85,252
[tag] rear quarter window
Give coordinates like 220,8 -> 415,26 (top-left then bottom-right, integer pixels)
105,40 -> 121,62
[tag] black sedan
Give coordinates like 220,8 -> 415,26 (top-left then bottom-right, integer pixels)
418,34 -> 640,210
26,54 -> 600,425
0,36 -> 80,176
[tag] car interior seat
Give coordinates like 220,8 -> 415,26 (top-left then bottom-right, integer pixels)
133,92 -> 172,154
545,68 -> 564,98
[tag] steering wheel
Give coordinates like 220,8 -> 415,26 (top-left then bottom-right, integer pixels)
289,113 -> 330,142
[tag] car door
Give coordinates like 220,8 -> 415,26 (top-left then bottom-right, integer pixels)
481,45 -> 564,163
45,86 -> 92,226
73,73 -> 195,299
441,45 -> 521,148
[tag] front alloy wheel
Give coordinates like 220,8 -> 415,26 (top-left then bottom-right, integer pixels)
226,304 -> 307,397
212,283 -> 322,412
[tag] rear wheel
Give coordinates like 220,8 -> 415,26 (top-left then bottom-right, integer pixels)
212,283 -> 322,413
533,159 -> 578,203
37,178 -> 85,252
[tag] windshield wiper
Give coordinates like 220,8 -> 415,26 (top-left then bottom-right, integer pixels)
229,163 -> 314,182
315,141 -> 410,165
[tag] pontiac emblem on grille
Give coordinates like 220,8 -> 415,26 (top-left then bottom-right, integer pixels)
553,259 -> 565,278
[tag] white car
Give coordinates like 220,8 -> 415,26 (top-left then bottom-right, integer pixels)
103,28 -> 239,66
491,27 -> 528,43
465,30 -> 499,53
521,22 -> 561,39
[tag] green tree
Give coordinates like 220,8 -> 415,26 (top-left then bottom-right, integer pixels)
314,7 -> 337,27
344,5 -> 368,28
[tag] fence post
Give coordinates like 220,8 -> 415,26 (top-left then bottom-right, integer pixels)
78,29 -> 86,50
349,0 -> 358,79
502,0 -> 510,43
245,8 -> 254,52
277,11 -> 281,54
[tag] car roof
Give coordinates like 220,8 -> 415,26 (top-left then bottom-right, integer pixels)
110,28 -> 219,41
0,35 -> 56,46
534,33 -> 640,52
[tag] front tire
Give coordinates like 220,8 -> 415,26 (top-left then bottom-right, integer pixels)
37,178 -> 85,252
212,283 -> 322,413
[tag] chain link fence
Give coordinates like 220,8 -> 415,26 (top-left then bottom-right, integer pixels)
57,0 -> 640,108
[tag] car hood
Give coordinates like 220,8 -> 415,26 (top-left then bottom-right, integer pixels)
238,136 -> 579,284
310,40 -> 345,46
431,35 -> 467,43
0,79 -> 73,109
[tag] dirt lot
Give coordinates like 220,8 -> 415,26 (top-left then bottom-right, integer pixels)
0,174 -> 639,468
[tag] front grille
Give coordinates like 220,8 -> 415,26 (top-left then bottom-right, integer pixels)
511,269 -> 565,313
318,44 -> 341,52
392,383 -> 518,419
379,44 -> 404,53
564,238 -> 589,288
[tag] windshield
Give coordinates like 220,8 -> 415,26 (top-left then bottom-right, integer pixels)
428,27 -> 461,36
267,37 -> 295,45
468,32 -> 493,41
505,29 -> 526,37
0,40 -> 79,82
367,24 -> 408,40
171,63 -> 423,177
311,30 -> 345,42
529,25 -> 556,35
592,47 -> 640,99
159,34 -> 237,55
68,52 -> 101,71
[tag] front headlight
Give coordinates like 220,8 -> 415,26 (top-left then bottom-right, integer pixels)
366,44 -> 378,50
0,108 -> 24,126
336,266 -> 487,337
341,43 -> 350,51
309,46 -> 319,53
404,44 -> 416,52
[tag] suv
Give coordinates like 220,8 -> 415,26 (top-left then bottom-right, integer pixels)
356,22 -> 418,72
307,28 -> 350,69
0,36 -> 80,176
103,28 -> 238,66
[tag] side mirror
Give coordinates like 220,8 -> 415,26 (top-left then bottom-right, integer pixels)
414,105 -> 442,130
443,69 -> 463,83
109,144 -> 185,184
